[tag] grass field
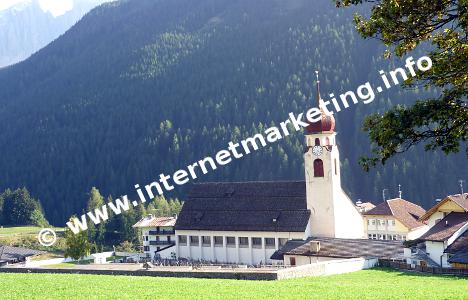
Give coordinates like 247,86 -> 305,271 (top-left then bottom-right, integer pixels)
0,268 -> 467,300
0,226 -> 66,255
0,226 -> 44,235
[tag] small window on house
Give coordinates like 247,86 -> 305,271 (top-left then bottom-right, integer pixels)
289,257 -> 296,266
252,237 -> 262,248
265,238 -> 275,248
202,236 -> 211,246
226,237 -> 235,246
190,236 -> 199,245
239,237 -> 249,248
167,236 -> 171,242
178,235 -> 187,245
315,138 -> 320,146
371,219 -> 376,225
214,236 -> 223,246
279,238 -> 288,247
314,159 -> 324,177
143,246 -> 150,252
144,236 -> 148,241
368,234 -> 372,239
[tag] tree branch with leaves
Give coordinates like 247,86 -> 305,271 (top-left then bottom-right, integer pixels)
336,0 -> 467,170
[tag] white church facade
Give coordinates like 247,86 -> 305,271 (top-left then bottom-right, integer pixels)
174,77 -> 365,264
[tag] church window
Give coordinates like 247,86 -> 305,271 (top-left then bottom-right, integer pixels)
190,236 -> 199,245
334,158 -> 337,175
265,238 -> 275,248
226,236 -> 235,246
315,138 -> 320,146
326,137 -> 330,145
314,159 -> 324,177
214,236 -> 223,246
178,235 -> 187,245
252,237 -> 262,248
202,236 -> 211,246
239,237 -> 249,247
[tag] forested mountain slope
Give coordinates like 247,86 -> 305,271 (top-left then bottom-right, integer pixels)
0,0 -> 464,224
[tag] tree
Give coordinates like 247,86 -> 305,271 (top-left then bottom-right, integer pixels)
64,216 -> 91,261
86,187 -> 106,251
336,0 -> 468,170
1,187 -> 48,226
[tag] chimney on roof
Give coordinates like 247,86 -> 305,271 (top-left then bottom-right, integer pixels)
445,220 -> 449,227
309,241 -> 320,253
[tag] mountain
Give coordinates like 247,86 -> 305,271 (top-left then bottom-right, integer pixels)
0,0 -> 111,67
0,0 -> 465,225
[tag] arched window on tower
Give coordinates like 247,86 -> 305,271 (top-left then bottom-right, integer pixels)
314,159 -> 324,177
326,137 -> 330,146
315,138 -> 320,146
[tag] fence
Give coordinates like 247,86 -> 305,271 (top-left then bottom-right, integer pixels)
379,259 -> 468,277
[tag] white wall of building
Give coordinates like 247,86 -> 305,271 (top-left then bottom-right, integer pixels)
176,230 -> 304,264
304,132 -> 364,239
425,241 -> 447,267
407,225 -> 429,240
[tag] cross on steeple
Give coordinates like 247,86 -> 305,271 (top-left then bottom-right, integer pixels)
315,70 -> 321,106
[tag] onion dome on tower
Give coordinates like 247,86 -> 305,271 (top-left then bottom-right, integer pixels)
306,71 -> 335,134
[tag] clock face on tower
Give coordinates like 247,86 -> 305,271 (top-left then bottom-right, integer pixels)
312,145 -> 323,156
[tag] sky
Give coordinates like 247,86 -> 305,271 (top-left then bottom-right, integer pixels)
0,0 -> 74,17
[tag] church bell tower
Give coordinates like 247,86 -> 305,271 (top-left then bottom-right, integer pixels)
304,71 -> 364,238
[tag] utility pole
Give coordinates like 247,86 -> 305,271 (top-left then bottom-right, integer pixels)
382,189 -> 388,202
459,179 -> 465,194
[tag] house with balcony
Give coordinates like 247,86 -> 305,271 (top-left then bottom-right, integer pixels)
133,215 -> 177,260
415,193 -> 468,267
363,198 -> 428,241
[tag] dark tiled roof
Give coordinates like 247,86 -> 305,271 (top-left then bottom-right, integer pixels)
271,237 -> 404,260
175,181 -> 310,232
448,252 -> 468,264
420,212 -> 468,242
445,229 -> 468,254
364,198 -> 426,229
420,193 -> 468,221
0,245 -> 45,263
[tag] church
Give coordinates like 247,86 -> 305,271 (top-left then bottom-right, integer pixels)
174,77 -> 365,264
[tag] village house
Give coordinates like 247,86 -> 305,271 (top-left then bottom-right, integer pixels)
363,198 -> 428,241
407,193 -> 468,268
355,201 -> 375,213
270,237 -> 403,267
0,245 -> 45,266
133,215 -> 177,260
172,78 -> 408,265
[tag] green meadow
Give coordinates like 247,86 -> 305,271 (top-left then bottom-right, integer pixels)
0,268 -> 467,300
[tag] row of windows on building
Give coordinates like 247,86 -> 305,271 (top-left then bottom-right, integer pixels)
367,219 -> 396,226
143,235 -> 172,242
368,233 -> 406,241
178,235 -> 288,248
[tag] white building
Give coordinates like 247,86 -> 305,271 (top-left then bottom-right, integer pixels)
417,193 -> 468,267
174,78 -> 365,265
363,198 -> 428,241
133,215 -> 177,260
